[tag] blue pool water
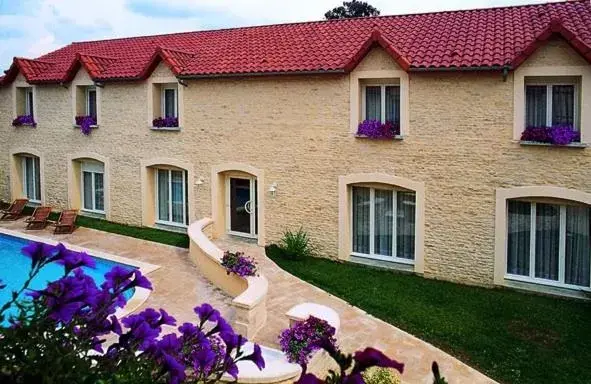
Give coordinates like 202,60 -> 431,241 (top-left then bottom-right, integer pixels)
0,233 -> 136,325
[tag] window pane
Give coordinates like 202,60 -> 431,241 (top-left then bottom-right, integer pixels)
507,200 -> 531,276
374,189 -> 392,257
552,85 -> 575,128
365,86 -> 381,121
352,187 -> 370,254
525,85 -> 547,127
170,170 -> 184,224
87,89 -> 97,119
535,203 -> 560,281
94,173 -> 104,211
565,206 -> 590,287
24,157 -> 34,199
34,157 -> 40,201
385,86 -> 400,125
397,192 -> 415,260
164,89 -> 176,118
157,170 -> 169,221
26,90 -> 34,116
83,172 -> 93,210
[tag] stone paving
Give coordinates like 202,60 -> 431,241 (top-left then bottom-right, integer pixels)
0,219 -> 496,383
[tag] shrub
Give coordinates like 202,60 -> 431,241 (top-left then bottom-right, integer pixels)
362,366 -> 402,384
279,227 -> 317,260
0,242 -> 264,384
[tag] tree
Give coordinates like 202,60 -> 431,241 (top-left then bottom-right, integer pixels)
324,0 -> 380,20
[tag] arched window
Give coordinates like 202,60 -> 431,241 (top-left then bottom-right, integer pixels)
496,187 -> 591,293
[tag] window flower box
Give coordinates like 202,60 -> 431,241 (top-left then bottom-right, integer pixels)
152,117 -> 179,129
74,115 -> 98,136
221,251 -> 258,277
520,125 -> 582,147
356,119 -> 401,140
12,115 -> 36,127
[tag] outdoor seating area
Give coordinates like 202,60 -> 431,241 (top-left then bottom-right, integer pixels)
1,200 -> 78,234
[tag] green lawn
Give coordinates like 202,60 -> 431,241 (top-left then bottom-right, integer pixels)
19,206 -> 190,248
267,254 -> 591,384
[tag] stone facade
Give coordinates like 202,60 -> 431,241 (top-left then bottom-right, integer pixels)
1,37 -> 590,287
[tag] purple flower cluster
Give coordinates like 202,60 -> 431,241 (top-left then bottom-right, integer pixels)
116,303 -> 265,384
12,115 -> 36,127
521,125 -> 580,145
1,241 -> 265,384
279,316 -> 336,366
357,120 -> 400,139
75,115 -> 97,135
153,117 -> 179,128
221,251 -> 258,277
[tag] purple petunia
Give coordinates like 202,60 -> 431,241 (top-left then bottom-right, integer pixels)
75,115 -> 97,135
221,251 -> 258,277
521,125 -> 580,145
59,250 -> 96,274
21,242 -> 66,269
243,343 -> 265,370
162,352 -> 187,384
152,117 -> 179,128
279,316 -> 336,366
351,347 -> 405,374
357,119 -> 400,139
12,114 -> 36,127
194,303 -> 221,324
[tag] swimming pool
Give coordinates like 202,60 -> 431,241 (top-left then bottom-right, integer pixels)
0,232 -> 137,326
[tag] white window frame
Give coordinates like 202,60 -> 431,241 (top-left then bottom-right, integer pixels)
21,155 -> 40,204
161,86 -> 178,119
350,186 -> 415,265
361,84 -> 399,123
525,81 -> 579,129
155,168 -> 187,228
505,201 -> 591,291
24,88 -> 34,117
80,162 -> 105,214
85,86 -> 97,119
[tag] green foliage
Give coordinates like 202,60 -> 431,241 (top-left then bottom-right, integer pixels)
325,0 -> 380,19
362,367 -> 402,384
267,253 -> 591,384
278,227 -> 317,260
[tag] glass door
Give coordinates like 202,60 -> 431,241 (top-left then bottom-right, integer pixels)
227,176 -> 257,238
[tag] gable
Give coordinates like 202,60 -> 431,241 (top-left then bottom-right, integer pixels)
353,47 -> 403,73
521,37 -> 589,68
151,62 -> 175,80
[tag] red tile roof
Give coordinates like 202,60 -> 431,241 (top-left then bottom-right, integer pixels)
2,0 -> 590,85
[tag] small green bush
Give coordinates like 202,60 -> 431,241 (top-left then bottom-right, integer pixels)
362,367 -> 402,384
279,227 -> 317,260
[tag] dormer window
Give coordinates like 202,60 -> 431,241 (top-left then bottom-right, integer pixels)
362,84 -> 400,125
74,85 -> 99,132
24,88 -> 34,117
151,83 -> 179,129
12,87 -> 36,127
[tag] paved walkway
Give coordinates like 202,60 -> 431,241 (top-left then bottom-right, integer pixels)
0,220 -> 496,383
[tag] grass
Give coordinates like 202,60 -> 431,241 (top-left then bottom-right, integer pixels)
267,253 -> 591,384
18,205 -> 189,248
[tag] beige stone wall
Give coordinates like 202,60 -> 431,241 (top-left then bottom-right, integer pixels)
1,37 -> 590,286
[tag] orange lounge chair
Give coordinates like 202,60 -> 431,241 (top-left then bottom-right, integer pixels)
24,206 -> 52,230
53,209 -> 78,234
0,199 -> 29,221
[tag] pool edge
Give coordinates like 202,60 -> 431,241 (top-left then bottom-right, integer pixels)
0,227 -> 159,318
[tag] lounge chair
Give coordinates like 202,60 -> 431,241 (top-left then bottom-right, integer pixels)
24,206 -> 52,230
53,209 -> 78,234
0,198 -> 29,221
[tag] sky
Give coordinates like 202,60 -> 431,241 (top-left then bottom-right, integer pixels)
0,0 -> 556,70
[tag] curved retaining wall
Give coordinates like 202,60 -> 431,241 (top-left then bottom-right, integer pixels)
188,218 -> 268,338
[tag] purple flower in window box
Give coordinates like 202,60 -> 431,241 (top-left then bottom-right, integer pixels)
75,115 -> 97,136
356,119 -> 400,139
521,125 -> 579,145
152,117 -> 179,128
12,115 -> 36,127
221,251 -> 258,277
